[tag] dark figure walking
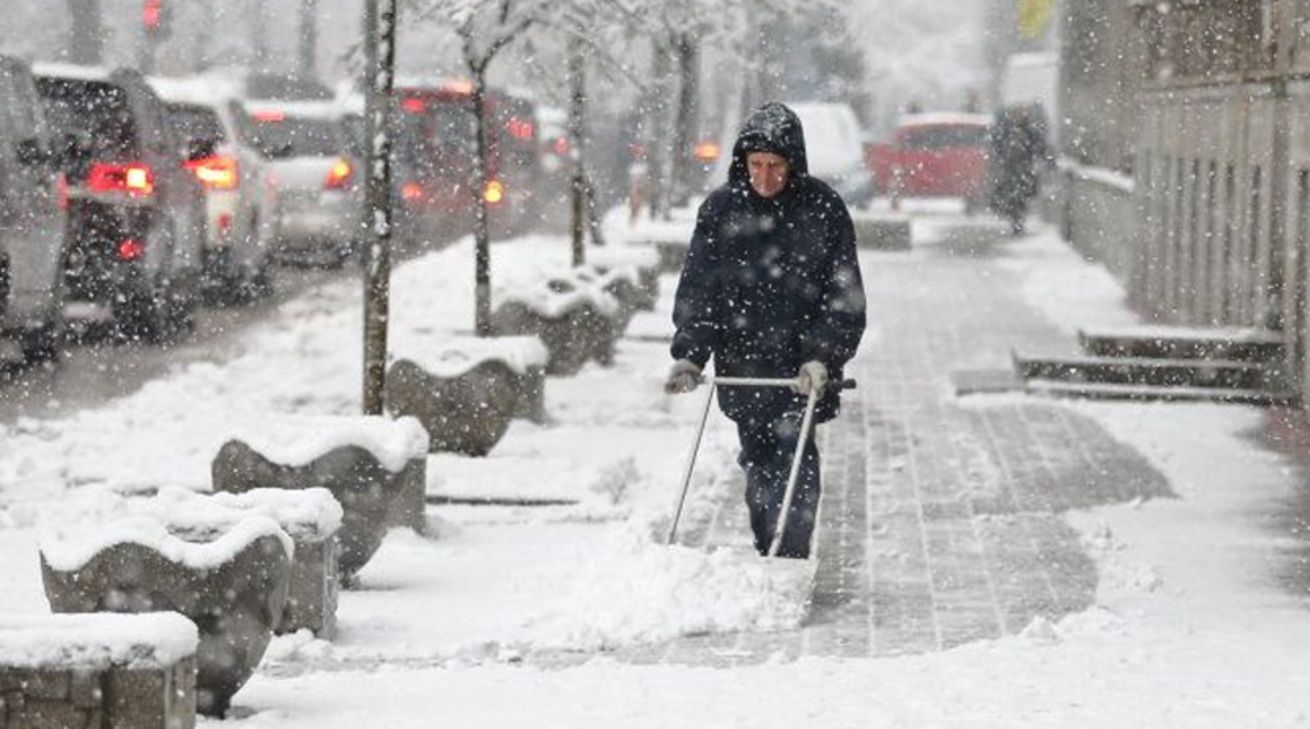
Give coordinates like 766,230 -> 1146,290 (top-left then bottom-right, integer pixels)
988,104 -> 1051,235
664,102 -> 867,559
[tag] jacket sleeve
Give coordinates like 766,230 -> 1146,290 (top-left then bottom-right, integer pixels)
800,198 -> 866,371
670,198 -> 722,368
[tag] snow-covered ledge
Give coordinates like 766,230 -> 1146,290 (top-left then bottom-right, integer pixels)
209,415 -> 429,577
0,612 -> 198,729
38,490 -> 294,717
386,336 -> 548,456
851,210 -> 912,250
152,487 -> 343,639
492,276 -> 622,375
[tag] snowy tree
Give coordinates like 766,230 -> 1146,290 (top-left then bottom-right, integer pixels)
407,0 -> 557,335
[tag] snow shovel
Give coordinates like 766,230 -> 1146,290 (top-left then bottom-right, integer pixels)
666,374 -> 857,558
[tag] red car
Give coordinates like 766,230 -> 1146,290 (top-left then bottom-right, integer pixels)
866,113 -> 992,208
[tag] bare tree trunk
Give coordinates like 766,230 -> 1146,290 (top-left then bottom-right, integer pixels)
671,32 -> 699,209
568,37 -> 586,266
361,0 -> 398,415
299,0 -> 319,78
647,40 -> 673,220
470,64 -> 494,336
251,0 -> 270,70
66,0 -> 104,65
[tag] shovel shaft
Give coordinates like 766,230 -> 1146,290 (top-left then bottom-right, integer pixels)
666,383 -> 716,545
768,386 -> 821,558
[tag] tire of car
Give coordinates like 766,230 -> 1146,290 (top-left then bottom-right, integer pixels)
19,317 -> 62,366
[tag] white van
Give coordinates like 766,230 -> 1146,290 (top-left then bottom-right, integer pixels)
0,56 -> 68,363
788,101 -> 875,207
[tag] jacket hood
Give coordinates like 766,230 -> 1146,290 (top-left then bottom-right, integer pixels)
729,102 -> 809,188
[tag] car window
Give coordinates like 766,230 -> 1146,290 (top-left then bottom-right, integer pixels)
900,126 -> 989,150
429,104 -> 477,153
167,104 -> 227,147
241,114 -> 343,159
36,77 -> 139,162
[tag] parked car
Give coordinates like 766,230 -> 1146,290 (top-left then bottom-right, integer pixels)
787,101 -> 874,207
866,112 -> 992,210
147,76 -> 275,300
0,56 -> 68,364
233,100 -> 361,267
34,63 -> 206,342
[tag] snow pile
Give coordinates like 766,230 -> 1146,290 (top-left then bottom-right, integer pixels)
38,487 -> 293,571
495,268 -> 622,320
226,415 -> 429,473
0,612 -> 197,670
523,531 -> 812,651
395,334 -> 548,378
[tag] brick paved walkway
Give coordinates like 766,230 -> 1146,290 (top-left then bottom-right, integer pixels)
633,221 -> 1173,665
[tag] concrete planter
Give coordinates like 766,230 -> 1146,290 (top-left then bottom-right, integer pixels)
386,335 -> 549,458
210,415 -> 429,578
38,494 -> 294,717
852,212 -> 913,250
0,613 -> 198,729
492,280 -> 621,376
173,488 -> 343,639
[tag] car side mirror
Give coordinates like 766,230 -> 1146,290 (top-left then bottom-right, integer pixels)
15,138 -> 48,167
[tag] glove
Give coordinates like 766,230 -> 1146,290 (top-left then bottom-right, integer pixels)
664,359 -> 702,395
792,361 -> 829,395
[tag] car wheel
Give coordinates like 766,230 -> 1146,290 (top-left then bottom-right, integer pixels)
114,289 -> 171,344
19,318 -> 62,366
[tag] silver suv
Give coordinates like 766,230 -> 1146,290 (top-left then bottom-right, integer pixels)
0,56 -> 67,364
35,64 -> 206,343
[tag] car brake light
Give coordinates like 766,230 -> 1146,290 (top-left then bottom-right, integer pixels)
484,179 -> 505,204
185,155 -> 239,190
117,239 -> 145,261
87,162 -> 154,197
506,118 -> 534,141
324,158 -> 353,189
253,110 -> 286,123
401,181 -> 424,203
552,137 -> 570,157
401,97 -> 426,114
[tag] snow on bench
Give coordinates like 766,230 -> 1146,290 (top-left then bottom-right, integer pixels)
390,334 -> 550,433
0,612 -> 198,729
210,415 -> 429,577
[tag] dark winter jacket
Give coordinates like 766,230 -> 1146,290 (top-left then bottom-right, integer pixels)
670,102 -> 867,423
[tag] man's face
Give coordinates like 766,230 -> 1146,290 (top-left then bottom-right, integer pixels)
747,152 -> 790,198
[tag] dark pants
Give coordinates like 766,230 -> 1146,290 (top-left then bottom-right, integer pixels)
736,413 -> 821,559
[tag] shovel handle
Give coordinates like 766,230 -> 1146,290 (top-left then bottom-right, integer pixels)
700,376 -> 858,391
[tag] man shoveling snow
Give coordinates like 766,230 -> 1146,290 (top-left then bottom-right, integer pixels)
664,102 -> 867,559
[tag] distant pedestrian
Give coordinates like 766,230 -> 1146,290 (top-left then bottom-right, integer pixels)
664,102 -> 867,559
988,104 -> 1052,235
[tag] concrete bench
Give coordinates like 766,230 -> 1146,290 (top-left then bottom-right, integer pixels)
0,612 -> 197,729
38,492 -> 293,717
386,335 -> 549,457
158,487 -> 343,639
492,279 -> 621,375
210,415 -> 429,577
852,212 -> 913,251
